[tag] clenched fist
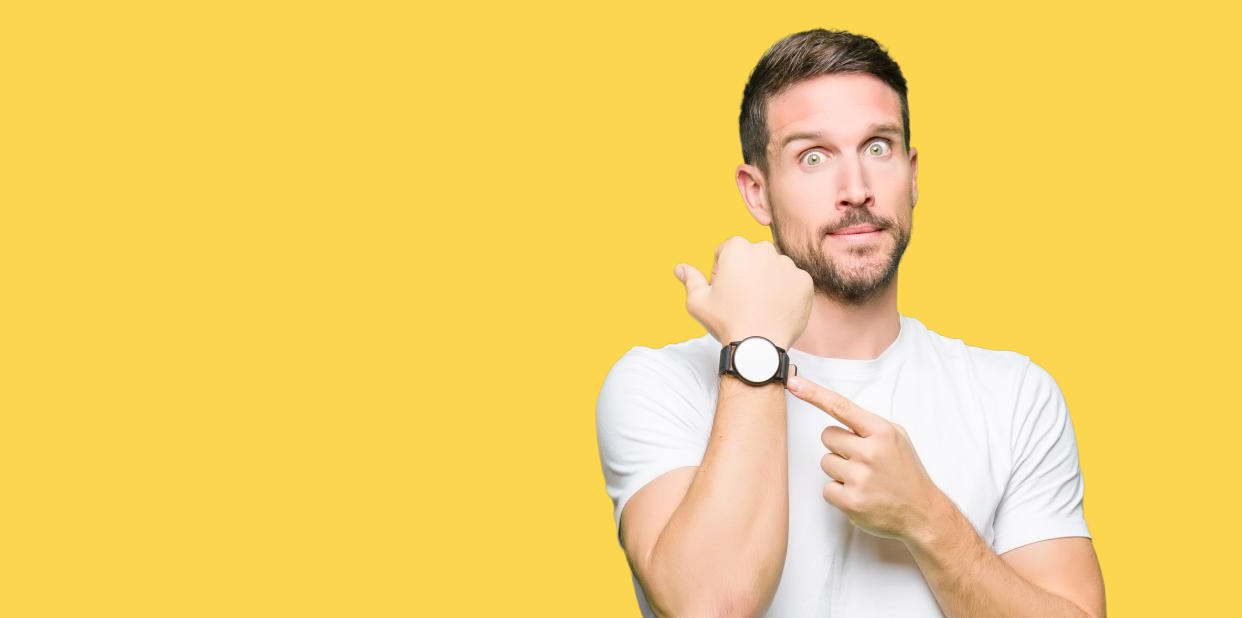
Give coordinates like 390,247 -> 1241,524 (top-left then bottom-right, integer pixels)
675,236 -> 814,349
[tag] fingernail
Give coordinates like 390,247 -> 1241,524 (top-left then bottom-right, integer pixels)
787,376 -> 804,392
674,265 -> 685,281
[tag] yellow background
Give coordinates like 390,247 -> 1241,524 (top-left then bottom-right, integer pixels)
2,1 -> 1237,615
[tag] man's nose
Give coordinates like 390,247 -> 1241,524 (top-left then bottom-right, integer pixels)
836,154 -> 873,208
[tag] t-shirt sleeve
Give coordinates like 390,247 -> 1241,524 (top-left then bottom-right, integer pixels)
596,346 -> 712,546
992,360 -> 1092,555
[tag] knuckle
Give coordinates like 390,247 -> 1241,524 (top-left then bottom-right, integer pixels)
718,236 -> 746,257
859,444 -> 878,463
851,444 -> 868,463
872,422 -> 892,438
844,494 -> 863,512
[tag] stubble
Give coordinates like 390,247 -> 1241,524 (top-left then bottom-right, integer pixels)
769,204 -> 912,306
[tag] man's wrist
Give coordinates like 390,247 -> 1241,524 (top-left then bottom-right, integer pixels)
719,335 -> 795,387
721,333 -> 791,349
720,373 -> 786,389
903,489 -> 970,561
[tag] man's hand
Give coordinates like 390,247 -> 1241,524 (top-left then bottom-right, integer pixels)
786,374 -> 946,542
675,236 -> 813,349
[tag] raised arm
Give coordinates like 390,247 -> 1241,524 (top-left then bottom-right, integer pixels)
618,237 -> 813,617
621,377 -> 788,616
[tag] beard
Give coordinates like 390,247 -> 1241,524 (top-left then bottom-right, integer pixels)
769,202 -> 912,306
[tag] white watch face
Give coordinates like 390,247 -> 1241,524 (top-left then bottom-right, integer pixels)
734,337 -> 779,383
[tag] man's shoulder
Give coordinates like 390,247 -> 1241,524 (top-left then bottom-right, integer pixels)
605,333 -> 720,383
907,318 -> 1067,424
907,316 -> 1034,379
596,333 -> 720,427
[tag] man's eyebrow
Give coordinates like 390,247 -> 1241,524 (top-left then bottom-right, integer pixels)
777,123 -> 904,151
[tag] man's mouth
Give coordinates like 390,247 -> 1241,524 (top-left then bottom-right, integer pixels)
829,224 -> 883,236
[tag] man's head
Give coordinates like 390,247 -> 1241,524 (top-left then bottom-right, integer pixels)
736,29 -> 918,306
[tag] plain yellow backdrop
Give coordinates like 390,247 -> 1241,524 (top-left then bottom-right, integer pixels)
2,1 -> 1238,616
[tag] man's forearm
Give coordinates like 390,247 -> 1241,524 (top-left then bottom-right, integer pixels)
644,376 -> 789,617
904,492 -> 1093,618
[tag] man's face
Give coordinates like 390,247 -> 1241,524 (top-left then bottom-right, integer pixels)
758,73 -> 918,305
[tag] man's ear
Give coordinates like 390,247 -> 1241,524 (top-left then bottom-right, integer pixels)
736,162 -> 772,225
909,146 -> 919,208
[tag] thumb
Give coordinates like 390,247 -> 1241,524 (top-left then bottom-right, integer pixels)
674,263 -> 709,296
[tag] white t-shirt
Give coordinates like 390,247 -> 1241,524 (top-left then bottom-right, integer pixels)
595,314 -> 1091,617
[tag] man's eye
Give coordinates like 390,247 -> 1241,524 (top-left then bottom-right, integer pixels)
867,140 -> 891,156
802,151 -> 825,166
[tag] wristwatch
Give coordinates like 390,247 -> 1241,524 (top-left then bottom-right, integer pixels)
719,336 -> 797,386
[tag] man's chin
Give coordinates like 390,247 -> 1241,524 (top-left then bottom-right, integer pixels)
815,258 -> 897,292
823,255 -> 890,278
836,274 -> 890,292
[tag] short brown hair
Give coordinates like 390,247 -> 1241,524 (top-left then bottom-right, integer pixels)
740,29 -> 910,173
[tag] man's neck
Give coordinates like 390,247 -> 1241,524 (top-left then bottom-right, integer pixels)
791,280 -> 900,360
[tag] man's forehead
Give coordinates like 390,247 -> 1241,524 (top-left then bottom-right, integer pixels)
766,73 -> 902,146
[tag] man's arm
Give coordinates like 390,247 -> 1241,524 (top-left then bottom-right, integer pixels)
904,493 -> 1105,618
620,376 -> 788,617
612,237 -> 812,617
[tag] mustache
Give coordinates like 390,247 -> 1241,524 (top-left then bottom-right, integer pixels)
822,209 -> 894,235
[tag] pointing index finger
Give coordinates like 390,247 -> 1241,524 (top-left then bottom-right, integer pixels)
787,375 -> 879,437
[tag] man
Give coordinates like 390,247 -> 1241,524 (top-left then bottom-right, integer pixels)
595,29 -> 1105,617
